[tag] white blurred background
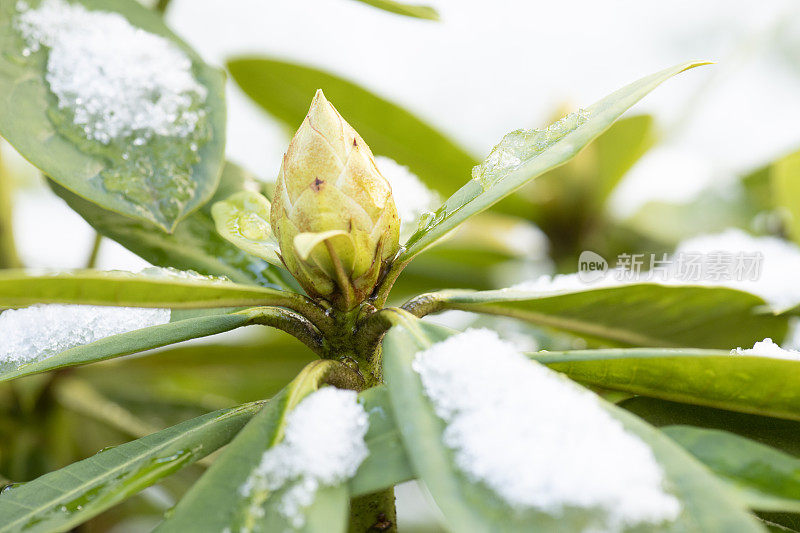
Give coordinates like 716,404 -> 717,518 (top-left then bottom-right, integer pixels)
6,0 -> 800,270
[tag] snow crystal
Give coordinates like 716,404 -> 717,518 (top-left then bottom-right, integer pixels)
139,266 -> 229,284
732,338 -> 800,361
0,304 -> 170,366
413,329 -> 681,530
676,229 -> 800,309
15,0 -> 207,145
240,388 -> 369,529
375,156 -> 438,230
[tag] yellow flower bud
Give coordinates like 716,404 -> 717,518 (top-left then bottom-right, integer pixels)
270,90 -> 401,310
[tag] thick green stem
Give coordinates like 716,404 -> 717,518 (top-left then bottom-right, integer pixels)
0,157 -> 20,269
349,488 -> 397,532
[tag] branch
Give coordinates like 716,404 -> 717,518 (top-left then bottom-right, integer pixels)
240,306 -> 327,357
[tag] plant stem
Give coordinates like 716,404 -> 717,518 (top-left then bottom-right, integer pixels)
85,232 -> 102,269
241,306 -> 327,357
349,488 -> 397,532
154,0 -> 172,14
0,155 -> 20,269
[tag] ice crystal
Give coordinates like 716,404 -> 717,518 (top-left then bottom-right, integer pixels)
0,304 -> 170,367
239,388 -> 369,530
15,0 -> 207,145
471,109 -> 590,189
413,329 -> 681,530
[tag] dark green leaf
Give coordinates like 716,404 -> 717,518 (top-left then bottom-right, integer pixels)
381,315 -> 763,532
663,426 -> 800,512
49,162 -> 293,288
0,312 -> 252,384
227,57 -> 475,197
0,270 -> 301,309
409,284 -> 787,348
533,348 -> 800,421
157,361 -> 357,532
0,402 -> 261,533
0,0 -> 226,231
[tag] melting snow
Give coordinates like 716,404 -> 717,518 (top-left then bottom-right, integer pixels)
732,338 -> 800,361
413,328 -> 681,530
15,0 -> 207,145
240,387 -> 369,529
0,304 -> 170,366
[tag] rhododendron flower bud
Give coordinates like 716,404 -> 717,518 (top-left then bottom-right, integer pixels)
270,90 -> 400,310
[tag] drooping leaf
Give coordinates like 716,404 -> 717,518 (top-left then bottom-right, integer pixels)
211,190 -> 282,266
662,426 -> 800,513
0,0 -> 226,231
381,315 -> 764,532
0,311 -> 254,384
227,57 -> 476,197
0,270 -> 302,309
532,348 -> 800,421
349,0 -> 439,20
0,402 -> 262,533
621,397 -> 800,457
157,361 -> 359,532
49,163 -> 294,289
397,62 -> 709,264
405,283 -> 787,349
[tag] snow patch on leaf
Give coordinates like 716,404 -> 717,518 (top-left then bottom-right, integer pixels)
413,328 -> 681,530
732,338 -> 800,361
240,388 -> 368,529
0,304 -> 170,367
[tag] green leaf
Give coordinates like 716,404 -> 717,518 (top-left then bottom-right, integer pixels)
49,162 -> 293,289
0,312 -> 252,384
380,315 -> 764,532
772,150 -> 800,246
620,397 -> 800,457
157,361 -> 358,532
0,402 -> 261,533
226,57 -> 476,197
349,385 -> 414,496
662,426 -> 800,513
211,190 -> 282,266
532,348 -> 800,421
349,0 -> 439,20
0,0 -> 226,231
0,270 -> 302,309
407,283 -> 787,349
398,61 -> 710,263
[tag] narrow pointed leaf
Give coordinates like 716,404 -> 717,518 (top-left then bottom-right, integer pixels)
157,361 -> 359,532
227,57 -> 475,197
0,312 -> 252,384
381,316 -> 764,532
0,402 -> 262,533
0,0 -> 225,231
49,163 -> 293,288
663,426 -> 800,512
0,270 -> 300,309
532,348 -> 800,421
398,61 -> 710,261
406,284 -> 787,349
